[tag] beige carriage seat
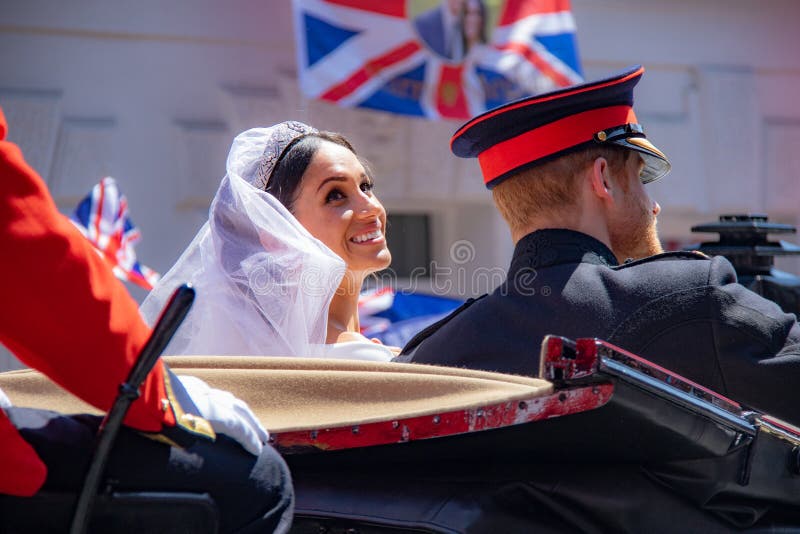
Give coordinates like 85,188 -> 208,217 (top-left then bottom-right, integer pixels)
0,357 -> 553,433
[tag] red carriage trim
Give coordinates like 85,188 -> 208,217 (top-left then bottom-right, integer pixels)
272,383 -> 613,453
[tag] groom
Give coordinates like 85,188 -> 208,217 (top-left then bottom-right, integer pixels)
399,65 -> 800,427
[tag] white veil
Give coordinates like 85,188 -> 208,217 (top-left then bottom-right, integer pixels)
140,123 -> 346,356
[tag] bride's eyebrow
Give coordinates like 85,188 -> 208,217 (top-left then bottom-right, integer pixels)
316,176 -> 347,192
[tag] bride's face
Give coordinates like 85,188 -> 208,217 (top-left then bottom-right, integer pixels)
291,140 -> 391,276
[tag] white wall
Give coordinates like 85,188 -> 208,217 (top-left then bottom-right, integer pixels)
1,0 -> 799,370
573,0 -> 800,255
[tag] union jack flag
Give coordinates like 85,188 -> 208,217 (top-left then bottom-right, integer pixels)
358,286 -> 462,346
70,177 -> 160,291
293,0 -> 583,120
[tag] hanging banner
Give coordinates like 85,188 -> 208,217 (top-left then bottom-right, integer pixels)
293,0 -> 583,119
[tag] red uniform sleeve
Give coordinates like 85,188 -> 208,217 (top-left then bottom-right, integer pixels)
0,107 -> 175,432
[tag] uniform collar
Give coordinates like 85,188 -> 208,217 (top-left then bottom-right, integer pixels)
509,229 -> 619,272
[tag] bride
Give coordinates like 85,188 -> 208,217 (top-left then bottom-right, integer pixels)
141,121 -> 396,360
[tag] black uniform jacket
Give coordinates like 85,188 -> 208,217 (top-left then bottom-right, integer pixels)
400,229 -> 800,425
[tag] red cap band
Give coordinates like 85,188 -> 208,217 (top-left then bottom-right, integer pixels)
477,105 -> 638,186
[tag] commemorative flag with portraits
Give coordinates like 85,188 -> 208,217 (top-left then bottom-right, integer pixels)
293,0 -> 583,120
70,177 -> 160,291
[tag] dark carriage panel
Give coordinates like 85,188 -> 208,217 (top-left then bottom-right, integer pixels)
282,337 -> 800,533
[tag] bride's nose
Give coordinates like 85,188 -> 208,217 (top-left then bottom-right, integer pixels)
355,191 -> 383,217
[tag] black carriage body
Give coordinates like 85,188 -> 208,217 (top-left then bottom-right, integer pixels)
284,337 -> 800,533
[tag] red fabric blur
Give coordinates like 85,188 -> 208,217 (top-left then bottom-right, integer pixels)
0,107 -> 175,496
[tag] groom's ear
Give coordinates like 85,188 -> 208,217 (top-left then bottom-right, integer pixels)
588,157 -> 614,204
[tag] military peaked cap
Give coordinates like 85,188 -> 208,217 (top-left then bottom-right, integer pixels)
450,65 -> 671,189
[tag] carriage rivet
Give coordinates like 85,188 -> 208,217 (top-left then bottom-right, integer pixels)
310,430 -> 318,440
433,415 -> 440,424
518,401 -> 528,410
352,426 -> 360,435
392,421 -> 399,429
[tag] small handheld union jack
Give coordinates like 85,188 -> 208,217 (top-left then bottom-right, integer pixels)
70,177 -> 160,291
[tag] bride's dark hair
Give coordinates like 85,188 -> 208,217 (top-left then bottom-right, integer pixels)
265,131 -> 355,212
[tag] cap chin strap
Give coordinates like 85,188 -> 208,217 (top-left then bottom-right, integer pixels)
593,123 -> 645,143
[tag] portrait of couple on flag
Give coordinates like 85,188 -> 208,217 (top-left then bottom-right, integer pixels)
293,0 -> 583,120
410,0 -> 488,62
